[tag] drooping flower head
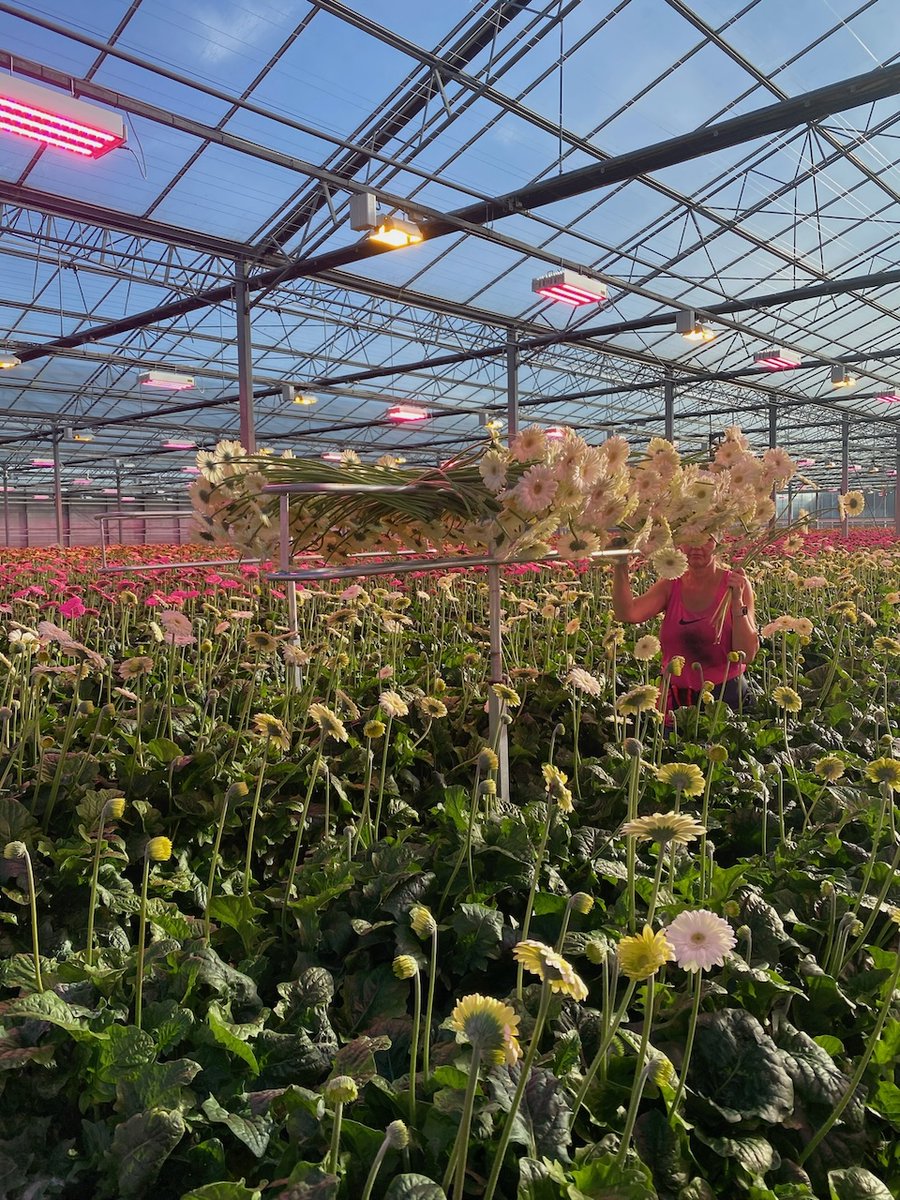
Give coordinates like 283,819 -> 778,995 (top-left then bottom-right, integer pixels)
616,684 -> 661,715
146,836 -> 173,862
666,909 -> 736,972
308,703 -> 348,742
491,683 -> 521,706
409,904 -> 437,940
617,925 -> 675,981
656,761 -> 705,796
512,939 -> 588,1000
813,755 -> 845,782
448,993 -> 521,1065
252,712 -> 291,750
542,762 -> 574,813
621,812 -> 705,845
866,758 -> 900,791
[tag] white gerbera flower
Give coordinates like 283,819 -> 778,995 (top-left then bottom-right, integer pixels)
650,546 -> 687,580
479,449 -> 508,493
566,666 -> 604,696
379,690 -> 409,718
514,464 -> 558,514
633,635 -> 660,661
510,425 -> 548,463
666,909 -> 736,972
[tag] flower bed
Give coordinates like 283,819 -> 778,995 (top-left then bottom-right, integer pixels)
0,536 -> 899,1199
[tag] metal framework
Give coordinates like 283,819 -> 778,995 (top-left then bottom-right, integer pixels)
1,0 -> 900,529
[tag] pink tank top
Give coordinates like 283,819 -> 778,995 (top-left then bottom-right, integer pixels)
660,575 -> 745,690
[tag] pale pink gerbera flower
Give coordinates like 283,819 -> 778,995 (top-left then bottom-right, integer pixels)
514,464 -> 558,514
666,909 -> 736,972
566,666 -> 604,696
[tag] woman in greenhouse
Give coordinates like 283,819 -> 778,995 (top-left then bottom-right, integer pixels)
612,537 -> 759,709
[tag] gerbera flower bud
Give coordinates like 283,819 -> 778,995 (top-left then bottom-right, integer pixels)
4,840 -> 26,859
623,737 -> 643,758
722,900 -> 740,919
480,779 -> 497,796
385,1120 -> 410,1150
820,880 -> 835,898
478,747 -> 499,772
364,719 -> 386,740
569,892 -> 594,915
107,797 -> 126,820
649,1055 -> 674,1086
409,905 -> 437,939
667,655 -> 685,676
585,939 -> 609,965
324,1075 -> 358,1106
392,954 -> 418,980
146,836 -> 173,862
707,744 -> 728,764
225,781 -> 250,803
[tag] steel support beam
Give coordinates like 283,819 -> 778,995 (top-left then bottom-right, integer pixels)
841,414 -> 850,536
895,430 -> 900,536
768,402 -> 778,450
506,331 -> 519,439
235,261 -> 256,452
12,63 -> 900,369
51,435 -> 64,547
664,370 -> 675,443
2,467 -> 8,546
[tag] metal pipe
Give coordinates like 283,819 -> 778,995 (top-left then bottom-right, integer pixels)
236,259 -> 256,453
506,331 -> 519,439
2,467 -> 8,546
841,413 -> 850,537
487,560 -> 510,802
267,547 -> 629,583
894,430 -> 900,536
51,434 -> 64,547
664,370 -> 675,443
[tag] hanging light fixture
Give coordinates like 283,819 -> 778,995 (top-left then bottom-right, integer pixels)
676,310 -> 716,342
754,347 -> 802,370
830,365 -> 857,389
532,269 -> 607,307
386,403 -> 429,423
31,458 -> 54,467
162,439 -> 196,450
138,369 -> 195,391
0,352 -> 20,369
368,216 -> 423,248
321,451 -> 344,462
876,392 -> 900,404
0,75 -> 125,158
545,427 -> 566,440
282,384 -> 317,406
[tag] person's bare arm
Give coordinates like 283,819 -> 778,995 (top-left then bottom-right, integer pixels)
611,559 -> 671,624
726,568 -> 759,662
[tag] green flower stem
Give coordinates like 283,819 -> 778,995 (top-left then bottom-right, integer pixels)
327,1101 -> 344,1176
616,981 -> 656,1166
483,982 -> 553,1200
852,784 -> 889,918
698,767 -> 716,902
352,739 -> 376,853
360,1129 -> 394,1200
669,970 -> 703,1122
22,848 -> 42,992
422,927 -> 438,1081
555,897 -> 575,953
516,805 -> 556,1002
242,736 -> 271,897
86,803 -> 113,966
443,1046 -> 482,1200
439,764 -> 482,916
625,755 -> 641,932
204,791 -> 231,940
801,937 -> 900,1166
408,969 -> 421,1126
283,735 -> 325,910
372,715 -> 394,842
842,839 -> 900,968
134,853 -> 151,1029
646,841 -> 668,925
571,696 -> 583,801
44,683 -> 81,832
570,978 -> 637,1121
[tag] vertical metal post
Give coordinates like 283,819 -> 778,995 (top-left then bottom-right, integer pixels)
487,560 -> 510,802
786,481 -> 793,526
664,369 -> 675,443
115,463 -> 123,544
280,493 -> 301,687
235,259 -> 256,453
841,414 -> 850,535
2,467 -> 9,546
506,330 -> 518,440
768,401 -> 777,450
894,429 -> 900,536
51,434 -> 64,547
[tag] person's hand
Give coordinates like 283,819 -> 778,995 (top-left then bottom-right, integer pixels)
726,568 -> 749,601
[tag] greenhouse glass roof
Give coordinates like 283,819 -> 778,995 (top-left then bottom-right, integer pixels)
2,0 -> 900,499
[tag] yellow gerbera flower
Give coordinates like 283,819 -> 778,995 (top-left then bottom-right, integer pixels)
512,939 -> 588,1001
616,684 -> 661,715
621,812 -> 706,845
252,712 -> 291,750
448,994 -> 521,1065
617,925 -> 675,981
866,758 -> 900,790
813,756 -> 845,782
656,762 -> 705,796
772,686 -> 802,713
308,703 -> 348,743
